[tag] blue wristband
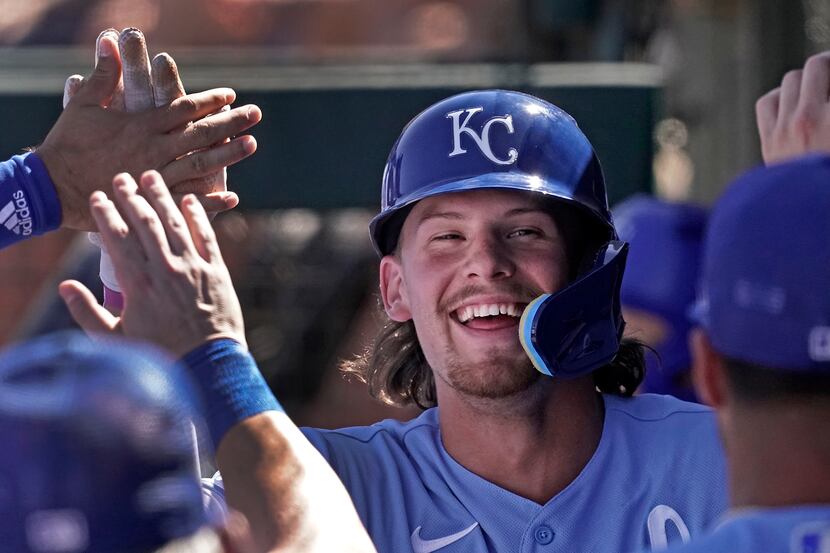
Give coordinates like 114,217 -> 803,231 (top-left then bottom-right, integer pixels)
0,152 -> 61,248
182,339 -> 282,448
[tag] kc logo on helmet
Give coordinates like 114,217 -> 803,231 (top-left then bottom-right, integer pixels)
446,107 -> 518,166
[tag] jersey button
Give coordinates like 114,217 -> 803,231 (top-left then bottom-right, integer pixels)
534,525 -> 554,545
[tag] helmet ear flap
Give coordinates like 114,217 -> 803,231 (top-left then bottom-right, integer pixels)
520,241 -> 629,378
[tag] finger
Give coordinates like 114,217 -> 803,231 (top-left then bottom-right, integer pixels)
137,170 -> 196,256
152,52 -> 186,106
97,28 -> 125,110
119,27 -> 155,112
181,194 -> 223,263
755,87 -> 780,144
95,28 -> 120,65
778,69 -> 803,123
58,280 -> 119,335
202,105 -> 231,194
173,191 -> 239,215
172,105 -> 232,195
173,106 -> 261,156
90,187 -> 150,288
111,172 -> 175,265
63,75 -> 84,108
75,34 -> 122,107
163,135 -> 257,184
153,88 -> 237,132
798,52 -> 830,113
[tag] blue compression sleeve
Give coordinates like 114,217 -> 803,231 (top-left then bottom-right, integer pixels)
0,153 -> 61,248
182,339 -> 283,448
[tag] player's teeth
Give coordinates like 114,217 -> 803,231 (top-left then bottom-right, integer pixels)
458,303 -> 526,322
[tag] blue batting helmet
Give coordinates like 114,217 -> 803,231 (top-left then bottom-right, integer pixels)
614,195 -> 707,401
371,89 -> 627,378
370,89 -> 614,255
0,332 -> 207,553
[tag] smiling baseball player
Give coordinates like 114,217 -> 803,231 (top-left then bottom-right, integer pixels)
63,89 -> 729,552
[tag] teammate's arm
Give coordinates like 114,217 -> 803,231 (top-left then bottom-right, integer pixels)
0,153 -> 61,249
58,170 -> 376,553
756,51 -> 830,164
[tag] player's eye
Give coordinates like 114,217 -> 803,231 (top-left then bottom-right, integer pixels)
507,228 -> 541,239
432,232 -> 463,241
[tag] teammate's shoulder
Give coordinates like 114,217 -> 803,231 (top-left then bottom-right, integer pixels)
302,407 -> 439,445
647,507 -> 830,553
604,392 -> 713,423
631,514 -> 743,553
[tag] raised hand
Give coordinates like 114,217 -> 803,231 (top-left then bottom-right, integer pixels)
756,51 -> 830,164
59,170 -> 246,357
38,31 -> 261,231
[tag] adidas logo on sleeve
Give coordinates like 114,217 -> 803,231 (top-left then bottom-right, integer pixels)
0,191 -> 33,236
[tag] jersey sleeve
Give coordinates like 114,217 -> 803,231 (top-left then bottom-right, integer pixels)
0,152 -> 61,248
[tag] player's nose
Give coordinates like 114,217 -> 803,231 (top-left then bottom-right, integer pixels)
463,234 -> 515,281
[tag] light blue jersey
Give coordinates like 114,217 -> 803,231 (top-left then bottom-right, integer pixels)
204,393 -> 727,552
652,506 -> 830,553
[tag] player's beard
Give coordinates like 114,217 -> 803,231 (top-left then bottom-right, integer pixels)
441,344 -> 541,399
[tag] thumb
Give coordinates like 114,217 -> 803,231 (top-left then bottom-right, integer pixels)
62,74 -> 84,109
59,280 -> 119,335
75,35 -> 122,107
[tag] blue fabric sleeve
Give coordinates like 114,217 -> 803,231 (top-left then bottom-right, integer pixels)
0,152 -> 61,248
181,339 -> 283,448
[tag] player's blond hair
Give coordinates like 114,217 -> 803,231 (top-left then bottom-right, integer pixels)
342,315 -> 435,408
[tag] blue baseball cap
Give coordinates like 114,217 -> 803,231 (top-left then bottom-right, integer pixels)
614,195 -> 707,400
0,332 -> 207,553
696,154 -> 830,371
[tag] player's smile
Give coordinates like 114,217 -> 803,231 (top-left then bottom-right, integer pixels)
450,297 -> 527,333
454,300 -> 525,325
447,302 -> 525,349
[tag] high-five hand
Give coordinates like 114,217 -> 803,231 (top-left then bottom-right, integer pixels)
39,31 -> 261,231
59,171 -> 246,357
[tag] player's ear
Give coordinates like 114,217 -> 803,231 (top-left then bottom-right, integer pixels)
690,328 -> 727,408
379,255 -> 412,322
